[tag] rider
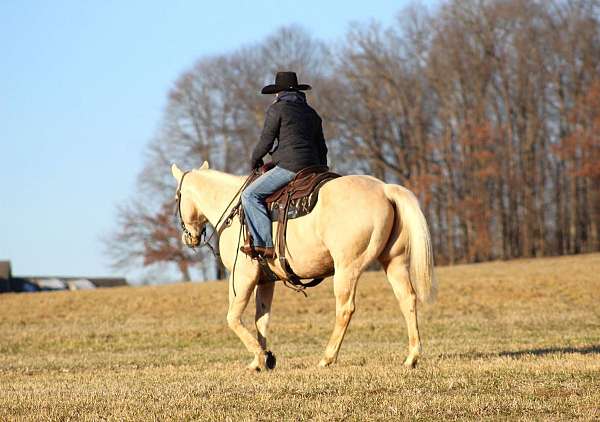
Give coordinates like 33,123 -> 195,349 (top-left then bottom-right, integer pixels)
240,71 -> 328,259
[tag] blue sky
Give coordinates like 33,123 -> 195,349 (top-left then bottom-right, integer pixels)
0,0 -> 431,280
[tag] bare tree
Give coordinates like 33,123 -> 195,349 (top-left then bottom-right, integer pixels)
105,3 -> 600,282
103,199 -> 204,281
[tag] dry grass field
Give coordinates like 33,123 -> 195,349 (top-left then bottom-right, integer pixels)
1,254 -> 599,421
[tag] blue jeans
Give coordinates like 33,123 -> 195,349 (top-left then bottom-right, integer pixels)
241,165 -> 296,248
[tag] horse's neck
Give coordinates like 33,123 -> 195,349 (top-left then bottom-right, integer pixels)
192,170 -> 245,227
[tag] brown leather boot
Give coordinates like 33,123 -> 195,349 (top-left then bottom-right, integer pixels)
254,246 -> 276,259
239,243 -> 258,258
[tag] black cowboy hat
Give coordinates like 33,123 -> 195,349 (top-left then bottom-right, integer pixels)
261,71 -> 312,94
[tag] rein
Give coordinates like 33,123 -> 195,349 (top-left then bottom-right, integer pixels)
175,168 -> 317,298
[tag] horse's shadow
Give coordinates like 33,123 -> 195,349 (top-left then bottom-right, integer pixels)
449,344 -> 600,360
499,345 -> 600,358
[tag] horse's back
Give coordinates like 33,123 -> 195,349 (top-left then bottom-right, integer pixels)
316,174 -> 394,236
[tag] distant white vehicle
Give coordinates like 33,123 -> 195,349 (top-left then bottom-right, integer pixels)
67,279 -> 96,291
35,278 -> 66,290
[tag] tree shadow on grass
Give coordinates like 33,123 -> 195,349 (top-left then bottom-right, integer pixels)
448,345 -> 600,360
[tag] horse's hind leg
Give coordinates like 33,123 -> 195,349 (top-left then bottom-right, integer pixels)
380,256 -> 421,368
318,265 -> 360,367
255,281 -> 276,369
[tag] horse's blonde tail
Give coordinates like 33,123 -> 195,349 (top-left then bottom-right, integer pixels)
384,185 -> 437,303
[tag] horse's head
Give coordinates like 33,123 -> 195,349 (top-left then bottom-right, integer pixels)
171,161 -> 210,248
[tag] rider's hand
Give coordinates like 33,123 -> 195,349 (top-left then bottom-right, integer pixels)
252,158 -> 264,170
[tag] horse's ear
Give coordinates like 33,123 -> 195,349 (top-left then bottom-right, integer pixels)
171,163 -> 183,181
199,161 -> 210,170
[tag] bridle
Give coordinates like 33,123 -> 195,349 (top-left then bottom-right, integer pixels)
174,170 -> 255,259
175,171 -> 202,246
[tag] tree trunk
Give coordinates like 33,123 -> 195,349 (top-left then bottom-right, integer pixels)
177,261 -> 192,282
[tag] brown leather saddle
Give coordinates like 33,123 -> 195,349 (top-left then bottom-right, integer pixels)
265,165 -> 338,220
242,164 -> 340,290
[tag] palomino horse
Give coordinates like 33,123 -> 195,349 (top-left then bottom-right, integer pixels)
171,161 -> 436,370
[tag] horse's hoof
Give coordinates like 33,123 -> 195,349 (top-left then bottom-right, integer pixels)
265,351 -> 276,370
318,358 -> 333,367
403,358 -> 418,369
247,355 -> 265,372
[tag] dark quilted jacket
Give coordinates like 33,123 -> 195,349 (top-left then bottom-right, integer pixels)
250,91 -> 328,172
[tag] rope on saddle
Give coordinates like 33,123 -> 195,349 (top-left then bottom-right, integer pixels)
222,173 -> 257,298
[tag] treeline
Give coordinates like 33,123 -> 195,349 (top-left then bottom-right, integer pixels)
106,0 -> 600,281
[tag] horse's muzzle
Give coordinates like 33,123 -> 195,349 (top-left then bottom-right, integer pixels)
182,232 -> 200,248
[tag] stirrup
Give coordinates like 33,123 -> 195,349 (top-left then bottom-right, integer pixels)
239,244 -> 258,258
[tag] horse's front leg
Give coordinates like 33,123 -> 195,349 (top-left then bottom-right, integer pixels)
255,281 -> 276,369
227,271 -> 267,371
